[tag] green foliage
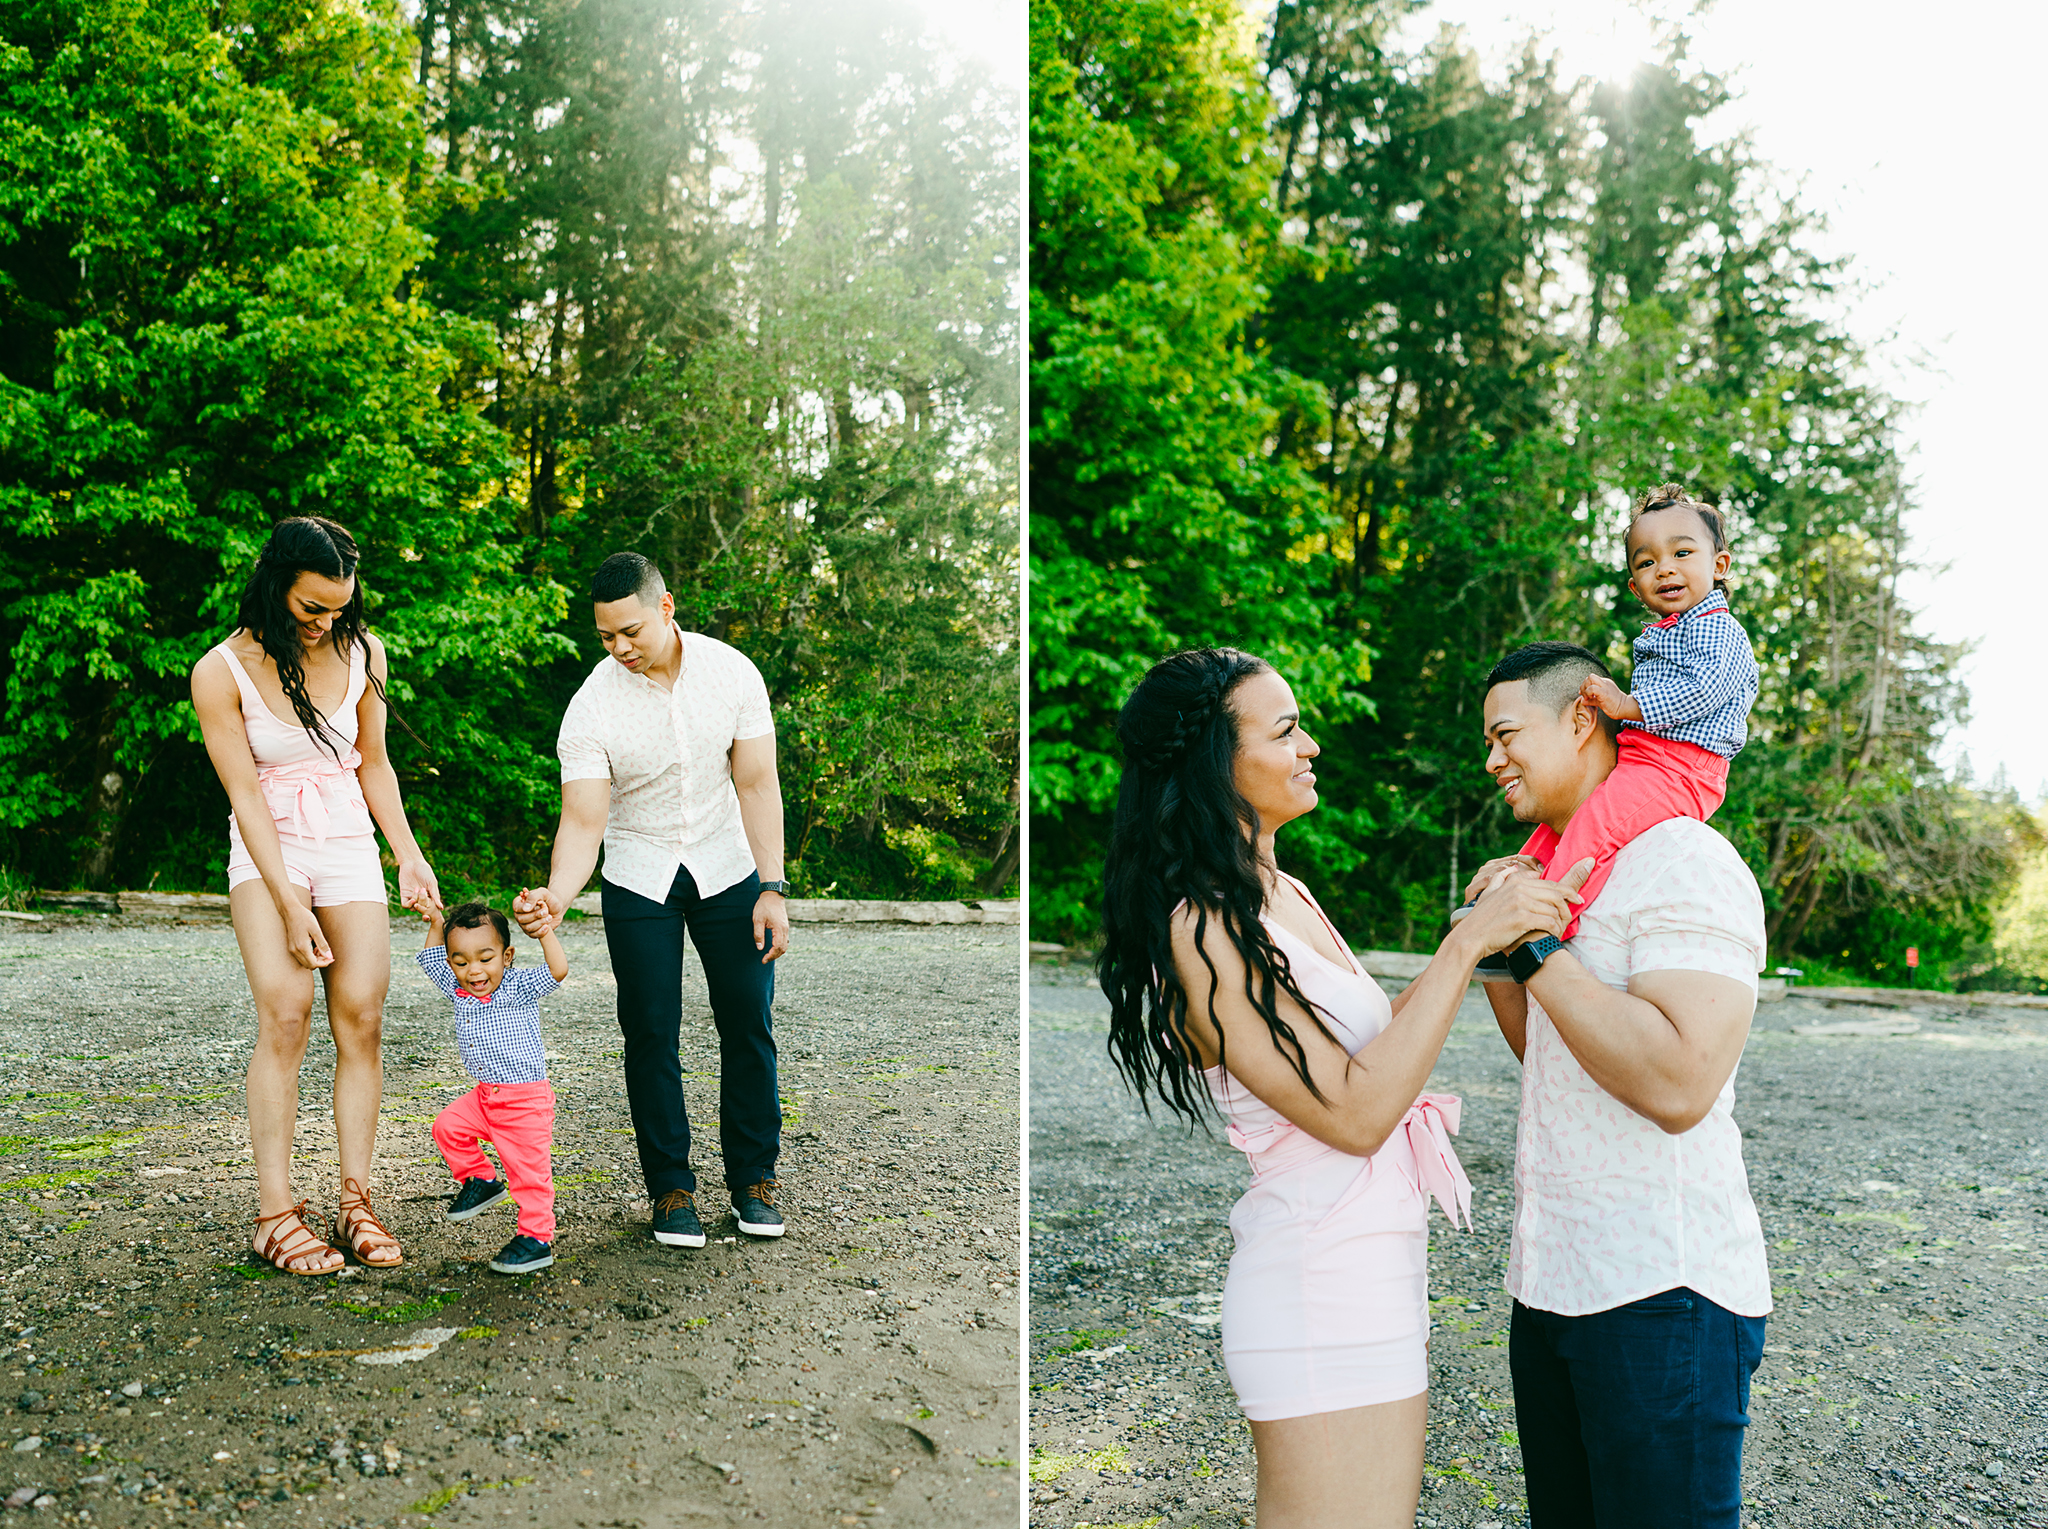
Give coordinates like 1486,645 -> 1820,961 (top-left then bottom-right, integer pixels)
1029,0 -> 2031,972
0,0 -> 1017,899
1982,809 -> 2048,993
1030,0 -> 1361,934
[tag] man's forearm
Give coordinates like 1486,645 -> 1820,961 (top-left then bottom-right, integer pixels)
1483,981 -> 1530,1063
546,822 -> 605,906
737,782 -> 785,882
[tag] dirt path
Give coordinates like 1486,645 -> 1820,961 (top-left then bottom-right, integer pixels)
0,914 -> 1021,1528
1030,963 -> 2048,1529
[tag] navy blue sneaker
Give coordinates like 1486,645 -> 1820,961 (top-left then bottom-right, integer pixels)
732,1179 -> 785,1238
652,1189 -> 706,1249
488,1234 -> 553,1274
446,1177 -> 509,1222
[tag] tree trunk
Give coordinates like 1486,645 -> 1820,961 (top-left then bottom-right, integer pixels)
978,775 -> 1021,895
1763,817 -> 1793,890
528,290 -> 570,535
1775,849 -> 1831,954
1359,370 -> 1402,582
75,692 -> 130,890
831,384 -> 859,466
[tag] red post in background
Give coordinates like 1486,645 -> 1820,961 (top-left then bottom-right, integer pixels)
1906,946 -> 1919,987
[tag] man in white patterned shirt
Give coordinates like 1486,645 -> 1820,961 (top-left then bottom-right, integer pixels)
514,553 -> 791,1252
1468,640 -> 1770,1529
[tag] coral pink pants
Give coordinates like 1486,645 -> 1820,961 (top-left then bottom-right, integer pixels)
432,1081 -> 556,1242
1521,730 -> 1729,940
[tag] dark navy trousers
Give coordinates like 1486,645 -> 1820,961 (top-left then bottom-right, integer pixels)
1511,1288 -> 1766,1528
601,866 -> 778,1199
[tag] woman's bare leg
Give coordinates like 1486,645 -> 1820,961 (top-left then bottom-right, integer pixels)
232,881 -> 341,1273
317,900 -> 398,1263
1250,1392 -> 1428,1529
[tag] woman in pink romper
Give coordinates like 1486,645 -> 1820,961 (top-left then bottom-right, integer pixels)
191,518 -> 442,1275
1099,648 -> 1587,1527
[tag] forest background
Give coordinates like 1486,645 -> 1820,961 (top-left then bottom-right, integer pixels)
0,0 -> 1021,907
1031,0 -> 2047,988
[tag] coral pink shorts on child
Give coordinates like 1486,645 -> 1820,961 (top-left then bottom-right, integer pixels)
1523,729 -> 1730,939
432,1081 -> 556,1242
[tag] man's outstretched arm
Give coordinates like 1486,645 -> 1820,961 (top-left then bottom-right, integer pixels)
515,780 -> 609,934
1524,955 -> 1755,1133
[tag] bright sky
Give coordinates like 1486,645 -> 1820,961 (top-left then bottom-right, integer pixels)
906,0 -> 1024,93
1409,0 -> 2041,802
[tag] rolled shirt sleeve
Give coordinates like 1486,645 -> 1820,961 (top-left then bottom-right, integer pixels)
1624,839 -> 1768,992
505,965 -> 563,1002
735,654 -> 773,740
557,682 -> 612,784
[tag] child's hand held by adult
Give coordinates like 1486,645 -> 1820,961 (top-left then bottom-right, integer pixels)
512,887 -> 559,938
397,859 -> 444,916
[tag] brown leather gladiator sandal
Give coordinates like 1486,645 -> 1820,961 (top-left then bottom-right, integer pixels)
337,1177 -> 404,1268
253,1200 -> 344,1277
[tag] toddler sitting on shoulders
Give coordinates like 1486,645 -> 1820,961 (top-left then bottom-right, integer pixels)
1467,483 -> 1760,948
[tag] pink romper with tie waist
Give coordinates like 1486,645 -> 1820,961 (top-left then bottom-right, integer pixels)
215,640 -> 386,907
1204,872 -> 1472,1420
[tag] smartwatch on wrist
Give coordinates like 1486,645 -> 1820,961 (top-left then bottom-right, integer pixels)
758,880 -> 787,895
1505,935 -> 1563,984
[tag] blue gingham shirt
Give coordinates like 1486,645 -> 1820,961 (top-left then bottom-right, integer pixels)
416,947 -> 560,1084
1627,589 -> 1759,759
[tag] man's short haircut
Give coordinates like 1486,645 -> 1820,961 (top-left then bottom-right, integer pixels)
590,552 -> 666,607
1485,641 -> 1620,737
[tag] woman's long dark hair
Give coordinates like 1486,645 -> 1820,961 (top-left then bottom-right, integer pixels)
234,517 -> 384,760
1097,648 -> 1336,1123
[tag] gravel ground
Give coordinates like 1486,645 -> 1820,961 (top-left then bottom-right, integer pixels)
0,912 -> 1022,1529
1029,960 -> 2048,1529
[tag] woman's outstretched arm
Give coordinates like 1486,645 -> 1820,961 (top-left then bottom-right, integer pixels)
1174,867 -> 1584,1158
353,633 -> 441,914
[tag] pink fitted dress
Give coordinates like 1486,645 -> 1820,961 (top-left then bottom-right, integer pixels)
1205,872 -> 1473,1420
215,640 -> 386,907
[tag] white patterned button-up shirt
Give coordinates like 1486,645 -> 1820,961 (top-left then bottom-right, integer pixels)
557,626 -> 775,904
1507,817 -> 1773,1318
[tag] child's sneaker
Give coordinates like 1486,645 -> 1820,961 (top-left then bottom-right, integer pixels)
489,1234 -> 553,1274
446,1177 -> 509,1222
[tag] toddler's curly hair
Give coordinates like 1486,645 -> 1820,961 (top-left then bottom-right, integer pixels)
446,902 -> 513,948
1629,482 -> 1731,594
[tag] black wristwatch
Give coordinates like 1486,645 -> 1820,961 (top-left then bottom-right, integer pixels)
758,880 -> 787,895
1505,935 -> 1564,984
